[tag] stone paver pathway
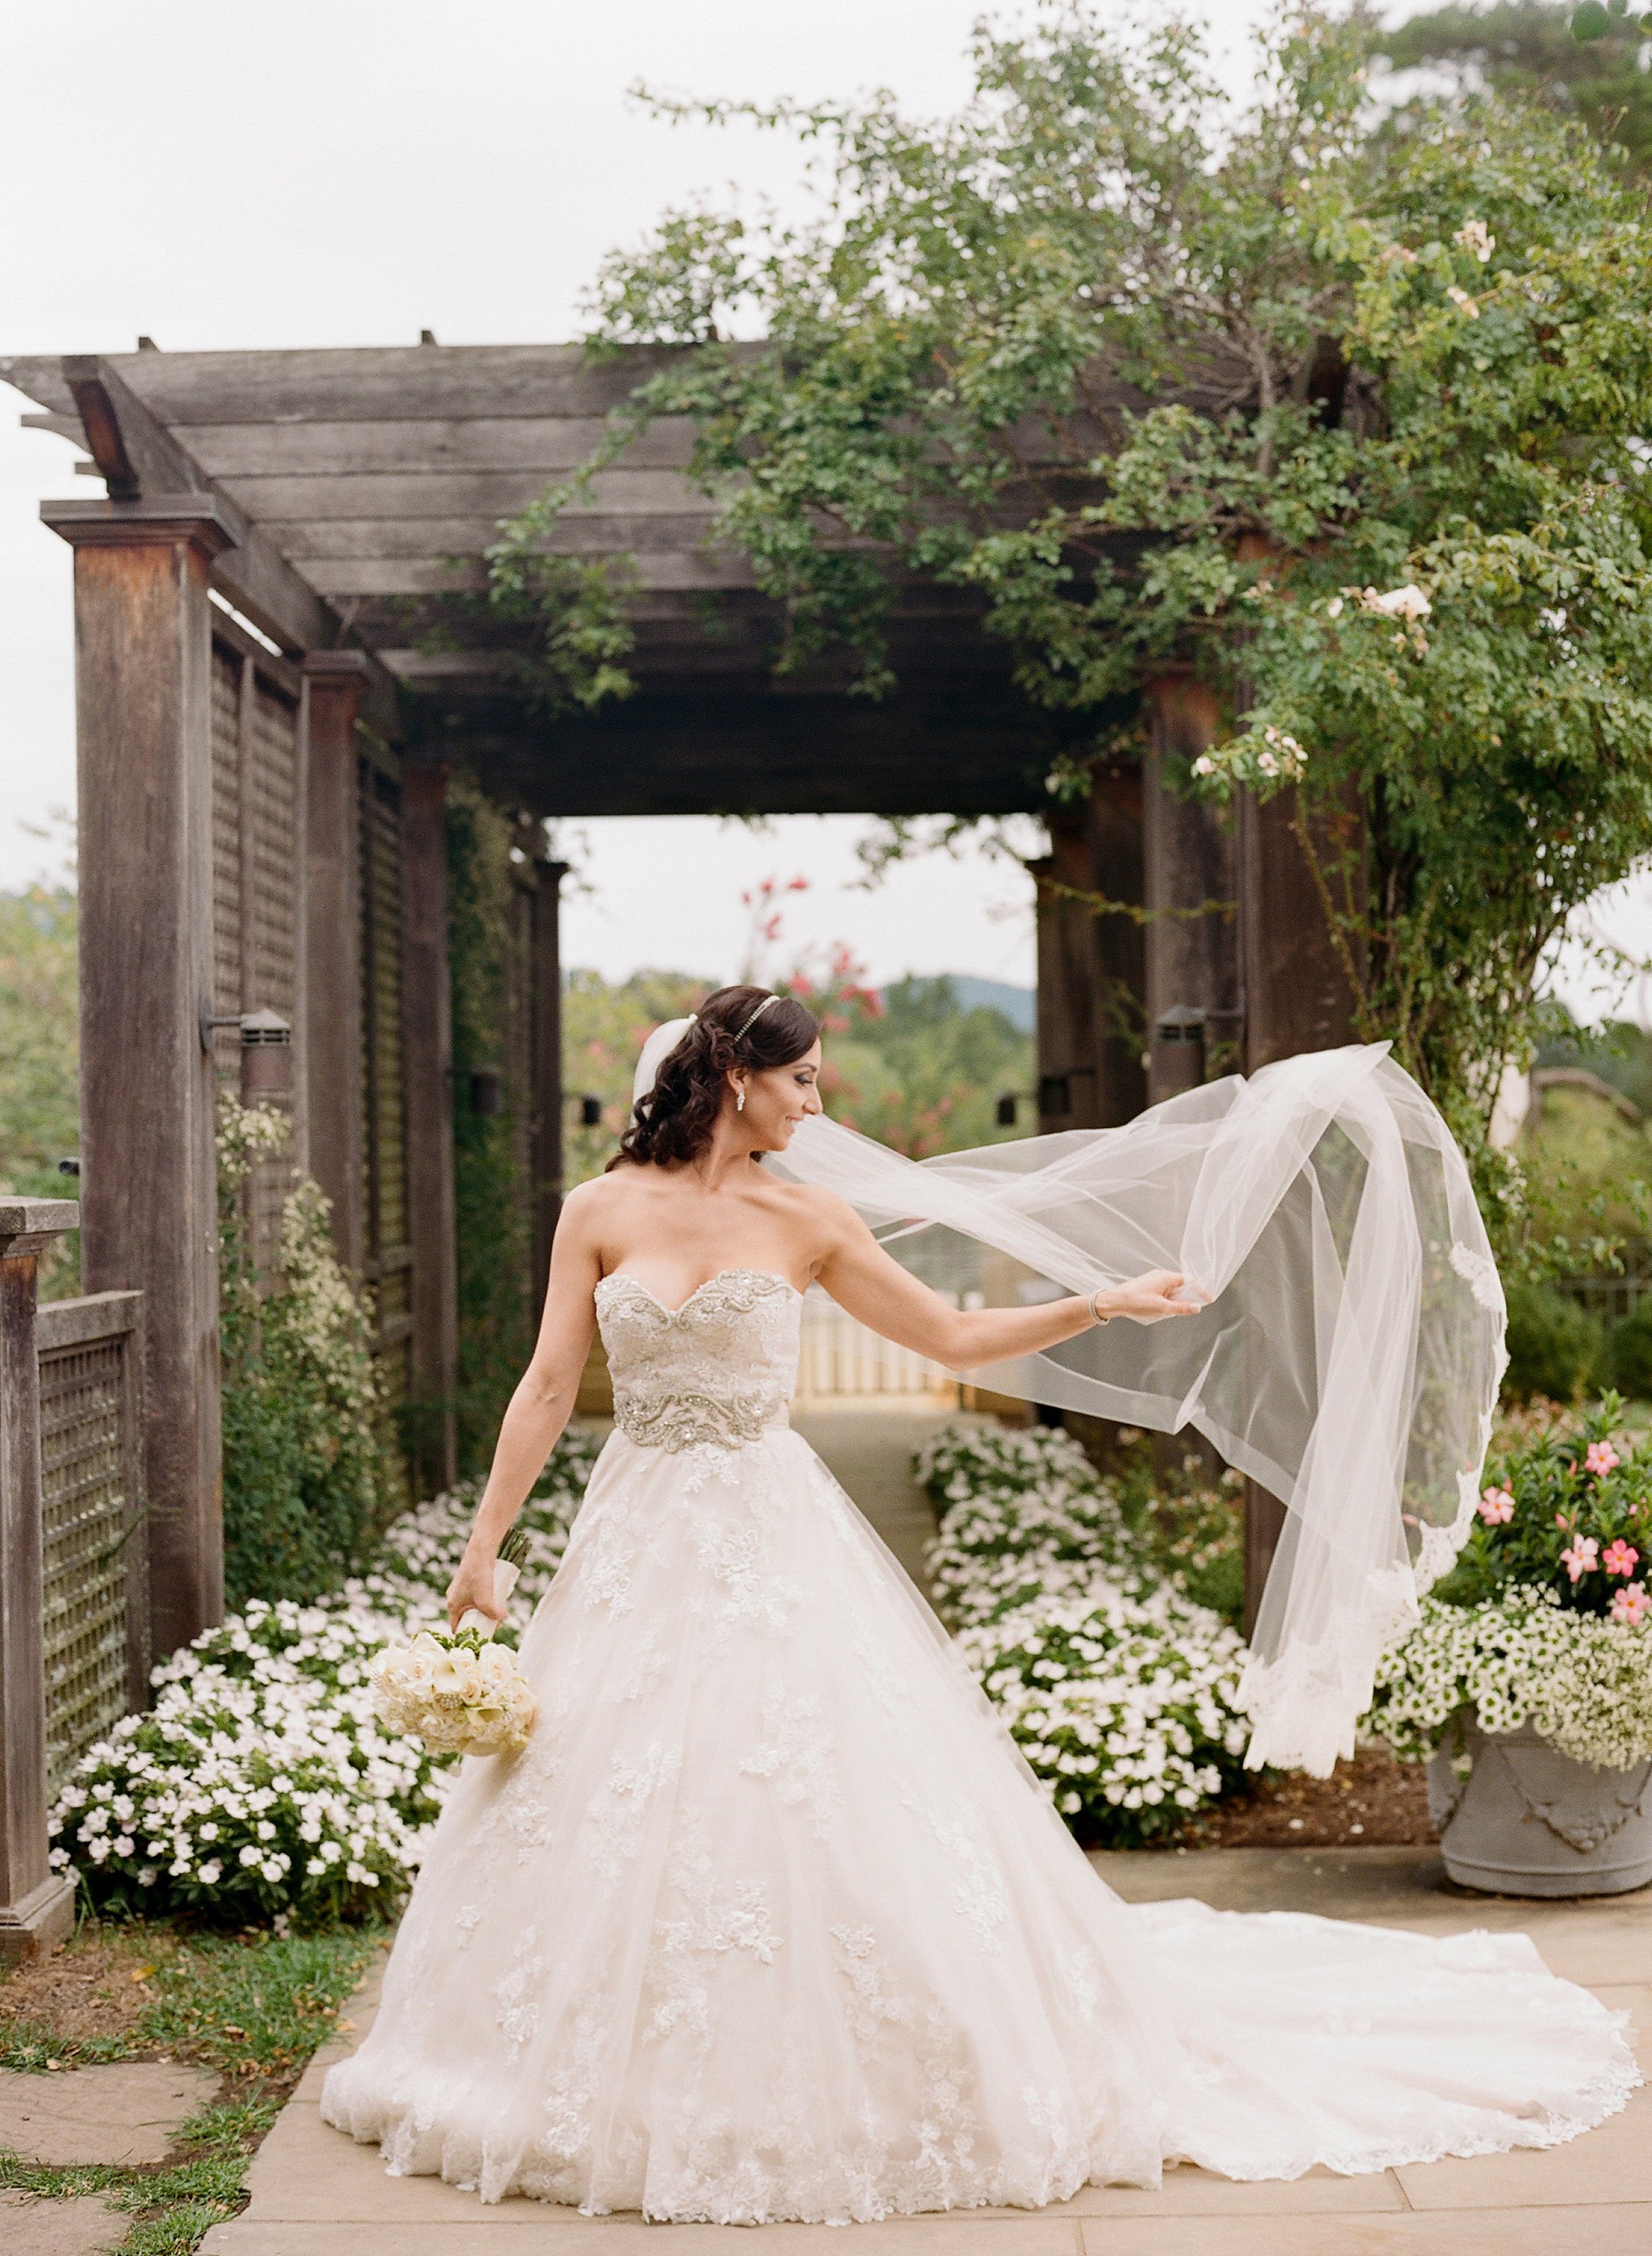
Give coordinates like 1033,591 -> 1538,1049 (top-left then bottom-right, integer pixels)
0,2061 -> 219,2166
0,2190 -> 126,2256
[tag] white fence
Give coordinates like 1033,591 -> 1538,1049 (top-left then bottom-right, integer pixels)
794,1287 -> 961,1406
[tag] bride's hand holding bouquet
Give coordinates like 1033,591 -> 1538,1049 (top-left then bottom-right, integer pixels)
369,1527 -> 539,1757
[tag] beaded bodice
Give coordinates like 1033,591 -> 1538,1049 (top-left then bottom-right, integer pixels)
594,1268 -> 803,1452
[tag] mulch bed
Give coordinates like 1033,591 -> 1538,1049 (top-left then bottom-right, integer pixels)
1196,1746 -> 1437,1849
0,1928 -> 178,2050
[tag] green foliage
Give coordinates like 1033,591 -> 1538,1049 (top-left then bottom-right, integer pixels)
562,964 -> 709,1186
1609,1295 -> 1652,1397
1381,4 -> 1652,171
218,1105 -> 403,1607
1434,1391 -> 1649,1615
1511,1081 -> 1652,1279
825,975 -> 1034,1156
0,878 -> 80,1296
445,773 -> 536,1468
1537,1015 -> 1652,1116
1501,1277 -> 1607,1399
507,3 -> 1652,1194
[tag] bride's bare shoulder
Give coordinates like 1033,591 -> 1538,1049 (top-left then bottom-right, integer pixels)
761,1176 -> 861,1243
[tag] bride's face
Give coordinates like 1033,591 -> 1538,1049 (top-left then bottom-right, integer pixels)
736,1040 -> 824,1150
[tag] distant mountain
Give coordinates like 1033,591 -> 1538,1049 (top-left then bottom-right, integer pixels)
890,974 -> 1035,1034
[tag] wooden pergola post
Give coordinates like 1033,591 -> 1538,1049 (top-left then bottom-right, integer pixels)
0,1201 -> 81,1964
1143,676 -> 1238,1101
402,762 -> 460,1492
44,498 -> 232,1658
302,653 -> 369,1277
531,858 -> 568,1318
1032,773 -> 1146,1133
1237,783 -> 1366,1629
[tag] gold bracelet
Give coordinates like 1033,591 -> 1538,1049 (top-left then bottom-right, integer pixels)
1091,1289 -> 1111,1326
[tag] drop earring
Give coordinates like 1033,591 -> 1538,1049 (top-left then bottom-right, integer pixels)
736,1085 -> 746,1113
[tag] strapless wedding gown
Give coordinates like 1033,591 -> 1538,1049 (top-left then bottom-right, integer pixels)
320,1269 -> 1637,2224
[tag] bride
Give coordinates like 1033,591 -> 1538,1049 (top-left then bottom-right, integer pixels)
321,984 -> 1637,2223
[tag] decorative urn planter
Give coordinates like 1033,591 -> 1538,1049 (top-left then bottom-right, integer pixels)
1429,1711 -> 1652,1897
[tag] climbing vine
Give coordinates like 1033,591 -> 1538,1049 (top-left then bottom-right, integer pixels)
494,2 -> 1652,1198
217,1103 -> 403,1607
444,770 -> 536,1471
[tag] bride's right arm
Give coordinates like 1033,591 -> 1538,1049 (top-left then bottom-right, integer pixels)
445,1188 -> 604,1628
811,1193 -> 1206,1370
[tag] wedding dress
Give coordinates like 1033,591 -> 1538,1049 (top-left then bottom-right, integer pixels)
320,1266 -> 1637,2224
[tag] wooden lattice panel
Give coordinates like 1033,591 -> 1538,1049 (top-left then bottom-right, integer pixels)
209,641 -> 244,1081
359,759 -> 410,1398
245,675 -> 300,1263
38,1322 -> 143,1799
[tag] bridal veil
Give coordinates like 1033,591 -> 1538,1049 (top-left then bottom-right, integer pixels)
635,1028 -> 1507,1776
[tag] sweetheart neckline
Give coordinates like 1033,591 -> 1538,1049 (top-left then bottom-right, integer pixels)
596,1267 -> 806,1318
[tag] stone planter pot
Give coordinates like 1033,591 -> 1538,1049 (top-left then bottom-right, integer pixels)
1428,1712 -> 1652,1897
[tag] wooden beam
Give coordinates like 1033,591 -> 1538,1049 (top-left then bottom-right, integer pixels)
401,764 -> 459,1493
24,358 -> 403,738
44,504 -> 230,1658
219,467 -> 713,521
302,654 -> 369,1278
184,416 -> 700,478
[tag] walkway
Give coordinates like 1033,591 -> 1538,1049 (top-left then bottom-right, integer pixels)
200,1412 -> 1651,2253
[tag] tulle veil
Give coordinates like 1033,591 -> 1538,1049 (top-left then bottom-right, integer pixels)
629,1023 -> 1507,1776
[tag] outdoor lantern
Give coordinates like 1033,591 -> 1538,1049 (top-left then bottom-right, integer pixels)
469,1067 -> 504,1116
239,1007 -> 294,1098
996,1092 -> 1019,1128
580,1094 -> 603,1127
1152,1004 -> 1207,1097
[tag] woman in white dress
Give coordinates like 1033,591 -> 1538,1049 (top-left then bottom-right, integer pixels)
320,984 -> 1638,2224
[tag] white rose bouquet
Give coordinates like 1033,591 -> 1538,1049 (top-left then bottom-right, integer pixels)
370,1527 -> 539,1756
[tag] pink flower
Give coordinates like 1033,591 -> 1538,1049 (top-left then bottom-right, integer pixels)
1478,1485 -> 1515,1525
1561,1537 -> 1600,1584
1603,1540 -> 1640,1579
1609,1581 -> 1650,1627
1585,1440 -> 1621,1477
1555,1512 -> 1571,1531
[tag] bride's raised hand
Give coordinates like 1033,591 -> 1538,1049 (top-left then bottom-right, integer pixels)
1099,1269 -> 1209,1324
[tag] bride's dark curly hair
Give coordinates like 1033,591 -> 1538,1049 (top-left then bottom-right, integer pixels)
611,984 -> 821,1169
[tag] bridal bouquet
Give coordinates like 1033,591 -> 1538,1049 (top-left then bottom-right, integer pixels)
370,1527 -> 539,1757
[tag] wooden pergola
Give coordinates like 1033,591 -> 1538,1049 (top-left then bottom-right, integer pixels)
2,341 -> 1354,1653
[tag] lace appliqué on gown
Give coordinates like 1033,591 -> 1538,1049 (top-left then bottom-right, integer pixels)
319,1260 -> 1640,2225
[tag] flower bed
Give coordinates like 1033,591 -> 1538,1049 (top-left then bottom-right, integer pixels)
1369,1395 -> 1652,1771
48,1431 -> 601,1924
917,1419 -> 1251,1845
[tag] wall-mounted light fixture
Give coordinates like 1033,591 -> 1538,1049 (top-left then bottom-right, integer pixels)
198,1001 -> 294,1100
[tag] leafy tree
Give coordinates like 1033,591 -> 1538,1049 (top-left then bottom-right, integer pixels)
0,875 -> 81,1296
495,2 -> 1652,1212
1380,4 -> 1652,171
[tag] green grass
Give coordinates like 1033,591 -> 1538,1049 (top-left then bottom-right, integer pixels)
0,1919 -> 386,2255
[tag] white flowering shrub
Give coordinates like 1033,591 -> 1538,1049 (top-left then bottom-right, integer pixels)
49,1431 -> 599,1923
917,1419 -> 1131,1627
961,1583 -> 1249,1845
917,1419 -> 1252,1843
1370,1588 -> 1652,1773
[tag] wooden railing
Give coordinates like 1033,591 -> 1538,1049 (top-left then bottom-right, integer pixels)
1,1200 -> 148,1964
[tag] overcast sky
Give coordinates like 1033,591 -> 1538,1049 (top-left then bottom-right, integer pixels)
2,1 -> 1643,1012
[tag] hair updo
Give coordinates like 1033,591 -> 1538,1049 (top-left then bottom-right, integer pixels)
611,984 -> 821,1169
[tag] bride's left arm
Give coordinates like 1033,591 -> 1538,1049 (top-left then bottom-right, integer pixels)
811,1199 -> 1206,1364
